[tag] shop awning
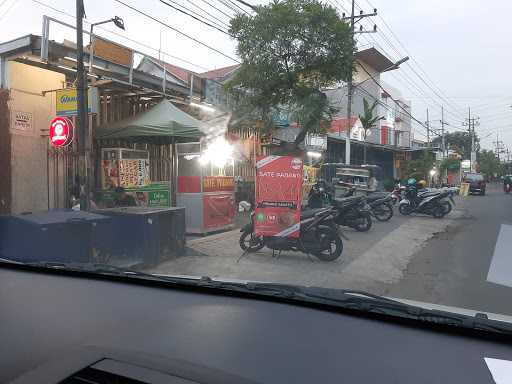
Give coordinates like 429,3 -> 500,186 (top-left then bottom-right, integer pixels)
96,99 -> 205,140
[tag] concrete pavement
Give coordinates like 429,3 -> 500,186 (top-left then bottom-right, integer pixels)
149,195 -> 469,294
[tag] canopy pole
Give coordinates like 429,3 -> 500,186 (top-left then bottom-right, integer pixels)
171,137 -> 177,206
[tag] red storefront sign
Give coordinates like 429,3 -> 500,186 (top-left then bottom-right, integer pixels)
203,176 -> 235,192
49,117 -> 73,147
254,156 -> 303,238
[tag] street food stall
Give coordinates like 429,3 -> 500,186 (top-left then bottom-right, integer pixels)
98,147 -> 170,207
176,140 -> 236,234
320,163 -> 383,198
95,99 -> 236,234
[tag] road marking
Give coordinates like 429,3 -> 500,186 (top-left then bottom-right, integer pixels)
487,224 -> 512,288
484,358 -> 512,384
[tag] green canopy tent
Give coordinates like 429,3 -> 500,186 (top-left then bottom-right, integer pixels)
96,99 -> 205,140
95,99 -> 207,205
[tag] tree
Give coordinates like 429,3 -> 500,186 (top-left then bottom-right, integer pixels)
359,98 -> 383,164
227,0 -> 354,148
432,131 -> 479,158
407,150 -> 435,181
478,149 -> 502,180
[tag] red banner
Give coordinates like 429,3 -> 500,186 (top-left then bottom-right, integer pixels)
254,156 -> 303,238
203,193 -> 235,229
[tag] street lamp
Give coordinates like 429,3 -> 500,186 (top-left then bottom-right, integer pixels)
382,56 -> 409,72
89,16 -> 125,73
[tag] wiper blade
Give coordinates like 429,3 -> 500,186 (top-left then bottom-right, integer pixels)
189,280 -> 512,336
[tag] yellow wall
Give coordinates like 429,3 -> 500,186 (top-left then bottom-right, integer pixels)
7,61 -> 66,213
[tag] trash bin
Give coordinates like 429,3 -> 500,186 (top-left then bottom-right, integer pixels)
92,206 -> 186,268
0,210 -> 110,264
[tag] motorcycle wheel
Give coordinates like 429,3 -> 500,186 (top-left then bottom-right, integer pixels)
432,205 -> 446,219
441,201 -> 452,215
353,212 -> 372,232
239,229 -> 264,252
399,203 -> 412,215
313,227 -> 343,262
373,203 -> 394,222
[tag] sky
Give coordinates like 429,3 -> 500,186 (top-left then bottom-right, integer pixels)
1,0 -> 511,152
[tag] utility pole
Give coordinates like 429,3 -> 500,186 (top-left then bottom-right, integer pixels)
462,107 -> 479,172
426,108 -> 430,145
440,106 -> 446,158
76,0 -> 90,210
343,1 -> 377,165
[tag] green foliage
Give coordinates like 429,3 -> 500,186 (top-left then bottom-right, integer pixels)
439,157 -> 461,172
407,150 -> 435,181
432,131 -> 478,158
227,0 -> 355,145
478,149 -> 503,178
359,98 -> 383,137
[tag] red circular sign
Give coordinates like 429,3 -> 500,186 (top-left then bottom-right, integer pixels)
49,117 -> 73,147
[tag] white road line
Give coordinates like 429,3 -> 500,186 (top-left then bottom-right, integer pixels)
487,224 -> 512,288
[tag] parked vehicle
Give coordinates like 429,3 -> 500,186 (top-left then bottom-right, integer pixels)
462,173 -> 486,195
239,207 -> 343,261
308,182 -> 374,230
332,196 -> 373,231
343,188 -> 394,222
398,185 -> 453,218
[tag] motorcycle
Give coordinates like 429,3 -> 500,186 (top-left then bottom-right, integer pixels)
505,183 -> 511,194
398,186 -> 452,218
239,207 -> 343,261
332,196 -> 373,231
343,188 -> 394,222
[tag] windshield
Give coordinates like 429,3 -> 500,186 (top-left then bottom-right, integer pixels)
2,0 -> 512,328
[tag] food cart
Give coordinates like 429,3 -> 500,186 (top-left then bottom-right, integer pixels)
320,163 -> 383,198
176,141 -> 236,234
97,147 -> 170,207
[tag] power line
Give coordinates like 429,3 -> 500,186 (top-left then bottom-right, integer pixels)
182,0 -> 232,26
29,0 -> 209,71
113,0 -> 240,63
196,0 -> 233,19
223,0 -> 250,15
358,0 -> 466,118
230,0 -> 256,12
358,63 -> 430,133
159,0 -> 229,34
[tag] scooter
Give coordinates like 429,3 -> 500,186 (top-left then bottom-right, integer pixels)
239,207 -> 343,261
398,186 -> 452,218
332,195 -> 373,231
343,188 -> 394,222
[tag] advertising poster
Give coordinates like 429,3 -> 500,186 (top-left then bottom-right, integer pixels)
203,193 -> 235,229
254,155 -> 303,238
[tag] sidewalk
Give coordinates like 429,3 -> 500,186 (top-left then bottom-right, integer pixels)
148,205 -> 468,291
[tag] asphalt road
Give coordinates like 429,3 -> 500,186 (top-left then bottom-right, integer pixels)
381,183 -> 512,316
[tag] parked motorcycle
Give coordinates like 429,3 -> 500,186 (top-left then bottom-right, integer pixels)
332,196 -> 373,231
239,207 -> 343,261
343,188 -> 394,222
398,185 -> 452,218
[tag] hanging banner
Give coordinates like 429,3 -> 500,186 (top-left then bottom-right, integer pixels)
254,155 -> 303,238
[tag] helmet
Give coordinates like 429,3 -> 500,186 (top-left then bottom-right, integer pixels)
418,180 -> 427,188
407,178 -> 417,185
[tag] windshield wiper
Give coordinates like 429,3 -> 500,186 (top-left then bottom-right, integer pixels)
6,260 -> 512,336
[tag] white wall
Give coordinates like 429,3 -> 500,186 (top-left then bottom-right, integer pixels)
7,61 -> 66,213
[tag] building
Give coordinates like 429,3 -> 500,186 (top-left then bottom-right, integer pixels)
324,46 -> 412,147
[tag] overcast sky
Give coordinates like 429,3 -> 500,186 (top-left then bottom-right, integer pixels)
1,0 -> 511,151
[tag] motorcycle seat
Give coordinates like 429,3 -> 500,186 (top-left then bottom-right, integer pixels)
333,196 -> 363,208
366,192 -> 389,202
301,208 -> 329,220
